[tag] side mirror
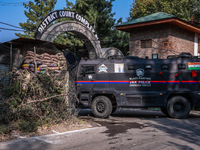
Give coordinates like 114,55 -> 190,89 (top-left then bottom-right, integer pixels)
192,70 -> 197,78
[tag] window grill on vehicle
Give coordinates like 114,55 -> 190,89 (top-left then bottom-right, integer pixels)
161,64 -> 169,70
82,65 -> 95,74
145,65 -> 152,70
178,64 -> 186,69
128,65 -> 135,70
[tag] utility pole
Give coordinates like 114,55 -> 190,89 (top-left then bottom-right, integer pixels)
10,43 -> 12,72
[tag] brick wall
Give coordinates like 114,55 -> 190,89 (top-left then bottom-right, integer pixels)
129,24 -> 195,59
169,25 -> 194,55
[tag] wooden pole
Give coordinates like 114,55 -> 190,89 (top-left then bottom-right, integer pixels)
34,46 -> 37,74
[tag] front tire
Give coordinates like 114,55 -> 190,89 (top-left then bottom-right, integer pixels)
92,96 -> 112,118
167,96 -> 191,119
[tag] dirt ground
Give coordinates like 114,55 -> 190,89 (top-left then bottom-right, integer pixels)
0,118 -> 94,142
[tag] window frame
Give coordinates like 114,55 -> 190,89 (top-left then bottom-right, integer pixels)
162,41 -> 172,49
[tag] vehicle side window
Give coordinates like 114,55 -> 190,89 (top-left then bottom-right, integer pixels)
82,65 -> 95,74
178,64 -> 186,70
145,64 -> 152,70
128,65 -> 135,70
161,64 -> 169,70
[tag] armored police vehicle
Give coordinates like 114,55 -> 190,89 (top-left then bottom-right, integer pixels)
76,53 -> 200,119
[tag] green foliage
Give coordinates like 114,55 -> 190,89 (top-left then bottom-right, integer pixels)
16,106 -> 39,132
15,0 -> 57,38
17,118 -> 39,133
4,86 -> 14,98
130,0 -> 200,22
0,124 -> 12,134
62,0 -> 129,55
102,18 -> 130,55
0,72 -> 73,135
71,0 -> 116,39
17,0 -> 129,56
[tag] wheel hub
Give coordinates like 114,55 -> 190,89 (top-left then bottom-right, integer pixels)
176,105 -> 182,111
174,103 -> 184,112
96,102 -> 105,113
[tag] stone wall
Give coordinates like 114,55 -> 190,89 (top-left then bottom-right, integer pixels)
129,24 -> 195,59
0,45 -> 10,102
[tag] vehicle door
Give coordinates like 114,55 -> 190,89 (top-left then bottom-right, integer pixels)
76,64 -> 96,101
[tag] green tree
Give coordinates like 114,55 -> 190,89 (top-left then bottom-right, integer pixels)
15,0 -> 57,38
16,0 -> 129,56
64,0 -> 116,39
74,0 -> 128,50
57,0 -> 129,55
110,19 -> 130,55
129,0 -> 200,22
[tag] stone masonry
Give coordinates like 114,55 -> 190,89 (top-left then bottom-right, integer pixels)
35,21 -> 102,59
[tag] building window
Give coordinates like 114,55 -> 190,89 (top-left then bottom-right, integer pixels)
162,41 -> 172,49
141,39 -> 152,48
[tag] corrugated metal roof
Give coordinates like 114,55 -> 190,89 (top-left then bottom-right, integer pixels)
3,38 -> 67,50
116,12 -> 175,27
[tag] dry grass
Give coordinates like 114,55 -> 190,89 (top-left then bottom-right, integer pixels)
0,117 -> 91,142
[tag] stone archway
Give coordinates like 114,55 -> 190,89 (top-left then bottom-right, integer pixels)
35,21 -> 102,59
34,10 -> 102,59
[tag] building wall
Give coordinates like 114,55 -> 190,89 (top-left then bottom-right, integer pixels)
129,24 -> 195,59
169,25 -> 194,56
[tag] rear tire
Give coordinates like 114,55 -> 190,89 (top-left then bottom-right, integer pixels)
92,96 -> 112,118
167,96 -> 191,119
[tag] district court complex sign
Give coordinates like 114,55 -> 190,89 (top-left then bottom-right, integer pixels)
34,10 -> 98,39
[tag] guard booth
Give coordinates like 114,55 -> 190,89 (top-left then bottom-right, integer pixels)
0,38 -> 68,101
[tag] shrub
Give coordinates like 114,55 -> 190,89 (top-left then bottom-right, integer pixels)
0,70 -> 77,135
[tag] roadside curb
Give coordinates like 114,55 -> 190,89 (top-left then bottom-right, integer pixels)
0,127 -> 101,149
31,127 -> 99,138
1,127 -> 100,145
